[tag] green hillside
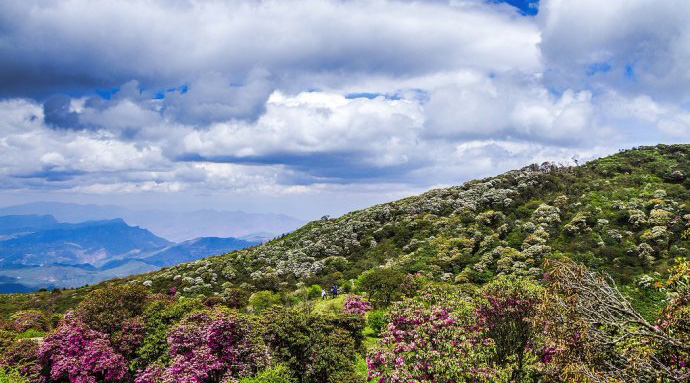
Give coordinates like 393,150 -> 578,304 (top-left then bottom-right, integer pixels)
137,144 -> 690,302
4,144 -> 690,315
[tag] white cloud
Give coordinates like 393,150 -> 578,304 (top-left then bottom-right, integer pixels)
1,0 -> 690,217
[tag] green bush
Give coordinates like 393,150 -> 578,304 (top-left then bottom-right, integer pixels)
239,364 -> 296,383
366,310 -> 388,337
306,285 -> 322,300
0,331 -> 15,354
357,268 -> 406,308
0,368 -> 29,383
16,329 -> 44,339
250,291 -> 282,313
261,307 -> 362,383
76,283 -> 150,334
131,298 -> 203,371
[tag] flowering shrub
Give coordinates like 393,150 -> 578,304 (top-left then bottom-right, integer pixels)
368,279 -> 544,383
367,298 -> 490,383
475,276 -> 542,381
130,298 -> 203,372
10,310 -> 50,333
343,295 -> 371,316
135,307 -> 268,383
111,317 -> 146,360
38,316 -> 129,383
77,284 -> 150,335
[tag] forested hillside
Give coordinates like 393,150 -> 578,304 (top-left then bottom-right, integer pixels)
1,144 -> 689,383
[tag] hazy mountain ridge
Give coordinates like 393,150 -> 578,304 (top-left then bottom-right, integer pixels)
0,216 -> 261,292
0,203 -> 305,242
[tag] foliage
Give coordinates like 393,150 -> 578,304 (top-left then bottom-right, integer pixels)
131,297 -> 203,372
10,310 -> 51,333
368,280 -> 544,383
239,364 -> 297,383
0,331 -> 15,355
537,260 -> 690,382
0,368 -> 29,383
358,268 -> 407,308
475,276 -> 542,381
366,310 -> 387,337
224,287 -> 251,309
0,339 -> 42,382
261,307 -> 364,383
76,283 -> 150,334
250,291 -> 282,313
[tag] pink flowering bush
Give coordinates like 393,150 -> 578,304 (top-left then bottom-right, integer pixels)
38,315 -> 129,383
367,285 -> 492,383
111,318 -> 146,360
343,295 -> 372,316
135,307 -> 268,383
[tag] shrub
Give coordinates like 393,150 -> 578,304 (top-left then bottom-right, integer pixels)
475,276 -> 542,381
131,298 -> 203,372
261,307 -> 362,383
306,285 -> 323,300
77,284 -> 150,334
135,307 -> 268,383
224,287 -> 251,309
343,295 -> 372,316
0,331 -> 15,354
358,268 -> 406,308
239,364 -> 296,383
250,291 -> 281,313
366,310 -> 387,337
38,315 -> 129,383
0,339 -> 41,382
10,310 -> 50,333
0,368 -> 29,383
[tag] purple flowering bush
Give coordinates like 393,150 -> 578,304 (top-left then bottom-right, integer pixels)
343,295 -> 372,316
38,315 -> 129,383
367,279 -> 544,383
135,307 -> 268,383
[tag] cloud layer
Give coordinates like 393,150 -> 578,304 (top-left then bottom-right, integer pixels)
0,0 -> 688,217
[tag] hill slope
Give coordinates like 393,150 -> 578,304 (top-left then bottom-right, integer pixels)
139,144 -> 690,296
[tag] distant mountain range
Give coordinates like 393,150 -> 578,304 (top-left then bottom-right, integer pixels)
0,202 -> 305,242
0,214 -> 263,293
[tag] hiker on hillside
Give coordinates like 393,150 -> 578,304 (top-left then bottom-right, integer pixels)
321,288 -> 326,300
332,285 -> 338,298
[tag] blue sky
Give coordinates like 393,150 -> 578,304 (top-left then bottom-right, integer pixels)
0,0 -> 689,219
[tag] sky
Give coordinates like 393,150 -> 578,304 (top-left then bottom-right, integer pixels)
1,0 -> 689,220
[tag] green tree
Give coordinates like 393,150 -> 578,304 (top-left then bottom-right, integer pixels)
358,268 -> 406,308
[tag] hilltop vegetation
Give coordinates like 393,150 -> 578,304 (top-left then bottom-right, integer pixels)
1,144 -> 689,382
